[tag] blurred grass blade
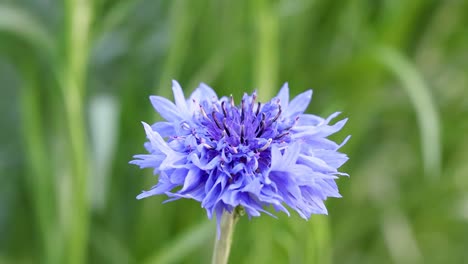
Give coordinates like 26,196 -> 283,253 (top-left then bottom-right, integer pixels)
251,0 -> 279,100
143,220 -> 214,264
187,47 -> 236,90
20,64 -> 61,264
0,4 -> 54,55
156,0 -> 201,96
62,0 -> 93,263
381,209 -> 422,264
95,0 -> 142,38
308,216 -> 331,264
89,95 -> 119,211
91,227 -> 135,264
376,46 -> 441,179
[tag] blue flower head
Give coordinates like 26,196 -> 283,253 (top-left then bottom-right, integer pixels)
131,81 -> 349,230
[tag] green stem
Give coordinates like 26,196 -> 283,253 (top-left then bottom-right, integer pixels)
211,211 -> 239,264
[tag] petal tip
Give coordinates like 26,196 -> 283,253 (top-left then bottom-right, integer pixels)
136,193 -> 147,200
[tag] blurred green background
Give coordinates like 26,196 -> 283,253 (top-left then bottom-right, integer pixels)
1,0 -> 468,263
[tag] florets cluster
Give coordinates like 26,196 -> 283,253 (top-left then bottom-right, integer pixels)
131,81 -> 349,226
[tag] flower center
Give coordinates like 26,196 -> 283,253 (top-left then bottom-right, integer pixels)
193,93 -> 296,176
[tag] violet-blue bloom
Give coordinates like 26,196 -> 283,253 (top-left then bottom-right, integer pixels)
131,81 -> 349,228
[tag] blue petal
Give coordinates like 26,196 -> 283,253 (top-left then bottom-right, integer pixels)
179,168 -> 202,193
276,82 -> 289,107
282,143 -> 301,168
290,165 -> 315,185
169,168 -> 189,185
313,150 -> 349,168
171,80 -> 188,114
316,179 -> 342,198
269,171 -> 302,201
129,154 -> 164,170
142,122 -> 187,170
151,122 -> 176,137
241,177 -> 262,195
297,114 -> 324,126
270,143 -> 301,171
190,83 -> 218,104
298,137 -> 339,150
189,153 -> 221,170
298,154 -> 338,173
149,95 -> 182,122
285,90 -> 312,117
187,184 -> 206,201
270,144 -> 283,170
168,182 -> 206,201
202,175 -> 227,208
301,187 -> 328,214
325,111 -> 341,123
142,122 -> 173,154
322,118 -> 348,137
137,181 -> 176,199
269,171 -> 307,218
293,117 -> 348,138
339,135 -> 351,148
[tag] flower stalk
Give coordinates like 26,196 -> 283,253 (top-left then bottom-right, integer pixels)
211,211 -> 240,264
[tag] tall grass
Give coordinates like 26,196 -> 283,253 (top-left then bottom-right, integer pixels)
0,0 -> 467,263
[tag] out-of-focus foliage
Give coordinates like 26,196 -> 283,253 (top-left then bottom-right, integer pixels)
0,0 -> 467,263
